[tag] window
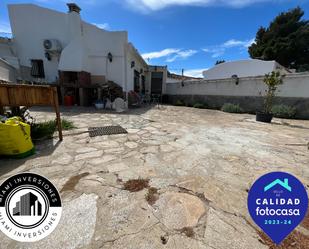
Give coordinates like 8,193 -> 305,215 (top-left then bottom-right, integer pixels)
30,60 -> 45,78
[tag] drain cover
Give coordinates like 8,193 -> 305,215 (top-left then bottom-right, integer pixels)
88,126 -> 128,137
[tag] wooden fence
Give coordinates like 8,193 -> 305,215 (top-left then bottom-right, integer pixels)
0,84 -> 62,140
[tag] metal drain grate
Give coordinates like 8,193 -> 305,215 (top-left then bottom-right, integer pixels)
88,126 -> 128,137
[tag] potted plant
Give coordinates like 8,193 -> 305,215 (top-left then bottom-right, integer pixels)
256,71 -> 285,123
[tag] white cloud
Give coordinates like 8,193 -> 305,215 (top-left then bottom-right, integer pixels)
142,48 -> 196,62
245,38 -> 256,47
0,22 -> 11,34
166,49 -> 197,62
203,38 -> 254,58
223,38 -> 255,48
142,48 -> 180,60
125,0 -> 274,12
183,68 -> 208,78
170,68 -> 208,78
92,23 -> 110,30
202,47 -> 225,58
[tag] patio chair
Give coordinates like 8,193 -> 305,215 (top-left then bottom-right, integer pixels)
143,93 -> 151,105
151,94 -> 162,108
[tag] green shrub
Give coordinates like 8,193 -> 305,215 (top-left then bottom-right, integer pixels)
61,119 -> 76,130
175,100 -> 185,106
221,103 -> 244,113
193,103 -> 205,109
31,119 -> 76,140
271,105 -> 296,119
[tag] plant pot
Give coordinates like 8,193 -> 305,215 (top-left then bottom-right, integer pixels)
64,95 -> 74,106
95,103 -> 104,109
94,100 -> 104,109
256,112 -> 273,123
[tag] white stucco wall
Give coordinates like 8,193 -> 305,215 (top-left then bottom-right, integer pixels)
126,44 -> 149,93
166,77 -> 182,84
8,4 -> 68,82
0,59 -> 16,82
202,59 -> 289,80
84,22 -> 128,87
58,38 -> 89,72
166,73 -> 309,98
8,3 -> 134,90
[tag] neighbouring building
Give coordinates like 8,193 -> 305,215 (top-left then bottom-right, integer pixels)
166,71 -> 201,84
148,65 -> 168,95
0,58 -> 17,82
0,37 -> 19,82
202,59 -> 291,80
2,3 -> 166,105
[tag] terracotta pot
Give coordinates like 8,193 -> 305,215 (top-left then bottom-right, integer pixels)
64,95 -> 74,106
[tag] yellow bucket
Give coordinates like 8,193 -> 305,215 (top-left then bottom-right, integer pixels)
0,117 -> 35,158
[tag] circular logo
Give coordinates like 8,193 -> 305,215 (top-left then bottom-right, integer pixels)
0,173 -> 62,242
248,171 -> 308,245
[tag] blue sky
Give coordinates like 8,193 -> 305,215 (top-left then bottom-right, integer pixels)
1,0 -> 309,77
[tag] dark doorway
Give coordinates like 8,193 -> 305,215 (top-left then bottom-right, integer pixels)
141,75 -> 146,94
134,70 -> 140,92
151,72 -> 163,94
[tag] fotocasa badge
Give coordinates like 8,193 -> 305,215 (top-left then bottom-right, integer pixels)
247,171 -> 308,244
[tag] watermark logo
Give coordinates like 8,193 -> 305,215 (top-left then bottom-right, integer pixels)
248,172 -> 308,244
0,173 -> 62,242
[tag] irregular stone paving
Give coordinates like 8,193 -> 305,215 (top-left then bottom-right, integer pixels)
0,106 -> 309,249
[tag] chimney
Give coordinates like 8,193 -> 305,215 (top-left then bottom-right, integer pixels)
67,3 -> 81,14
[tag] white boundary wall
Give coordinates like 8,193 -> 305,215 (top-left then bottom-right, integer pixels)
166,73 -> 309,98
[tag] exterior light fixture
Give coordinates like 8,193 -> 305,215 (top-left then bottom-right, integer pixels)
231,74 -> 239,85
107,52 -> 113,62
45,52 -> 51,61
131,61 -> 135,68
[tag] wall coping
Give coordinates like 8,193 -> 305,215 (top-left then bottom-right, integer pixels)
166,72 -> 309,86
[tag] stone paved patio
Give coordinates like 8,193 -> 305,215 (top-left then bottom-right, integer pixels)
0,105 -> 309,249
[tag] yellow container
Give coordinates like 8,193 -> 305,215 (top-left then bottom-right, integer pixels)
0,117 -> 35,158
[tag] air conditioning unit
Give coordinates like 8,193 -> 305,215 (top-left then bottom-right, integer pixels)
43,39 -> 62,52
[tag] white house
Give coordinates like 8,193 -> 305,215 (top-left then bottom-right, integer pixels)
0,58 -> 17,82
0,37 -> 19,82
202,59 -> 291,80
4,3 -> 164,105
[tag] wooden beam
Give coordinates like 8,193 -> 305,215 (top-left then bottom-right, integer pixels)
53,87 -> 63,141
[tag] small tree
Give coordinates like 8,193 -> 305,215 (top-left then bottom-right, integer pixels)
263,71 -> 285,114
248,7 -> 309,71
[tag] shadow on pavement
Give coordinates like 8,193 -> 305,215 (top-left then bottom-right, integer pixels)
0,139 -> 61,178
28,105 -> 162,117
